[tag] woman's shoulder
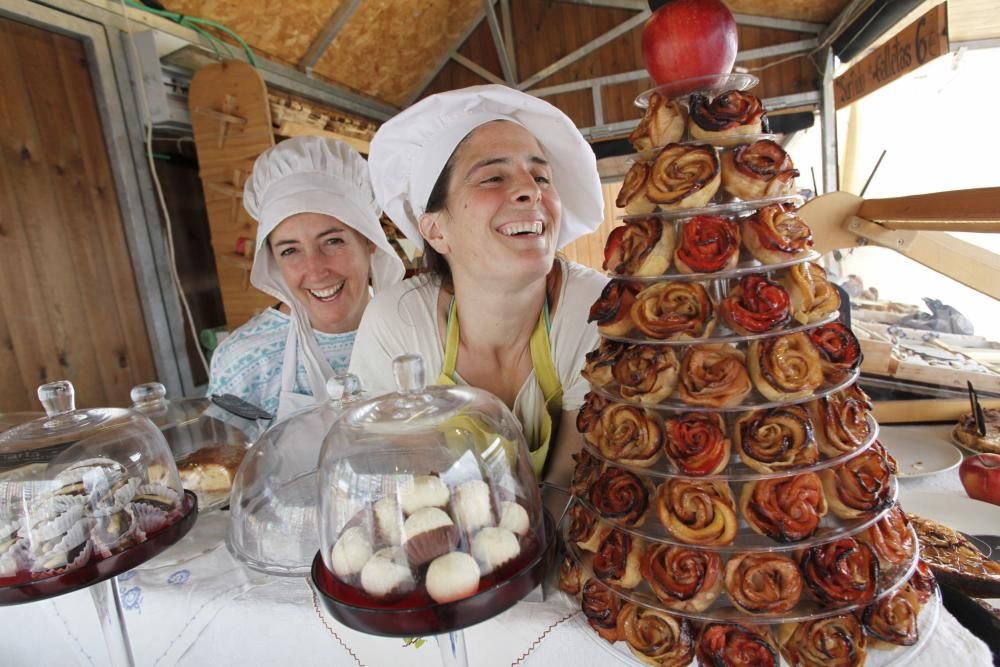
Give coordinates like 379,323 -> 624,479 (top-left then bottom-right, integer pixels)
364,273 -> 438,322
558,259 -> 609,308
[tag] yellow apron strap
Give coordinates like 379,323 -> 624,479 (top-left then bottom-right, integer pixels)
437,299 -> 563,478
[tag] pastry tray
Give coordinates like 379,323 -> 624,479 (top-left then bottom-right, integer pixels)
617,194 -> 804,223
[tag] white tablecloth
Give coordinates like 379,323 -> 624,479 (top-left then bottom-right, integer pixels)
0,424 -> 992,666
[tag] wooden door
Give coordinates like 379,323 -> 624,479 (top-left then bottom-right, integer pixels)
0,17 -> 156,410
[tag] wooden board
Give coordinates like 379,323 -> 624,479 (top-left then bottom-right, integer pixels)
188,59 -> 275,331
861,338 -> 1000,394
560,182 -> 622,273
0,18 -> 156,409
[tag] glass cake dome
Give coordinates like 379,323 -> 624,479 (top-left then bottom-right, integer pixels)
312,355 -> 555,637
0,381 -> 189,588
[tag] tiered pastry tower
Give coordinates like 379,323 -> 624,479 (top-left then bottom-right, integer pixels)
559,75 -> 939,667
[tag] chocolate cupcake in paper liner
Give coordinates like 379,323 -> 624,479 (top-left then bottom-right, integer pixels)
93,476 -> 142,514
132,483 -> 182,513
0,539 -> 30,578
24,500 -> 87,544
131,501 -> 174,535
30,516 -> 94,577
27,495 -> 87,531
92,504 -> 145,558
54,458 -> 128,497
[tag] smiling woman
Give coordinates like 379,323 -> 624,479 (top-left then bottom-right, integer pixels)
350,85 -> 609,486
207,137 -> 404,419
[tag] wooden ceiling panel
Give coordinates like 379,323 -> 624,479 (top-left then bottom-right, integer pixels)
310,0 -> 481,107
165,0 -> 339,65
949,0 -> 1000,42
725,0 -> 851,23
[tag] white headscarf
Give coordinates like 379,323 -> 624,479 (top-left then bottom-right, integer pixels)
243,136 -> 405,403
368,85 -> 604,251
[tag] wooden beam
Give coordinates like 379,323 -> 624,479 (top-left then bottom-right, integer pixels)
452,53 -> 506,86
299,0 -> 363,71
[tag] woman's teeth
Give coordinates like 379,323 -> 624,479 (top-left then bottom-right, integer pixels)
308,283 -> 344,300
499,222 -> 543,236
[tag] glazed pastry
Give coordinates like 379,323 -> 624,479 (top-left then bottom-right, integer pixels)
808,384 -> 874,458
360,546 -> 415,600
582,577 -> 623,643
862,582 -> 921,649
589,467 -> 654,528
402,507 -> 459,566
735,404 -> 818,473
470,526 -> 519,574
175,444 -> 245,496
953,407 -> 1000,454
398,474 -> 449,515
663,412 -> 730,476
778,614 -> 867,667
697,623 -> 780,667
721,139 -> 799,200
567,502 -> 602,552
603,217 -> 674,276
630,93 -> 687,151
673,215 -> 741,274
615,162 -> 656,215
570,449 -> 604,498
631,281 -> 717,340
800,537 -> 879,604
582,339 -> 626,388
908,560 -> 937,604
908,512 -> 1000,598
577,391 -> 610,446
641,543 -> 723,612
616,602 -> 695,667
861,504 -> 916,567
589,280 -> 640,338
723,552 -> 803,614
742,203 -> 813,264
646,143 -> 721,210
592,526 -> 644,588
688,90 -> 766,140
426,551 -> 480,603
780,262 -> 841,325
820,447 -> 894,519
677,344 -> 752,408
655,478 -> 738,546
612,344 -> 680,404
558,554 -> 583,595
720,275 -> 791,336
740,473 -> 828,542
872,440 -> 899,474
749,333 -> 824,402
808,322 -> 863,384
596,404 -> 664,467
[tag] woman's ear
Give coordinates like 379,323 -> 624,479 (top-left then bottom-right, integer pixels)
418,212 -> 450,255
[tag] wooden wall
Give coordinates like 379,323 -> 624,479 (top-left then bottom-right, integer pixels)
0,18 -> 157,410
561,183 -> 623,273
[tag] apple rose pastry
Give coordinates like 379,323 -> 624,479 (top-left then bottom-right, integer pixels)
808,384 -> 874,458
641,543 -> 723,612
570,449 -> 604,498
647,143 -> 721,210
616,602 -> 695,667
724,552 -> 804,614
677,344 -> 752,408
582,577 -> 623,643
655,479 -> 738,546
740,473 -> 828,542
674,215 -> 741,274
697,623 -> 779,667
596,404 -> 664,467
800,537 -> 879,605
808,322 -> 862,384
631,281 -> 717,340
577,391 -> 610,445
862,583 -> 921,649
613,344 -> 680,404
589,467 -> 654,528
567,502 -> 602,552
721,139 -> 799,200
780,262 -> 841,325
742,203 -> 813,265
593,527 -> 644,588
629,92 -> 687,151
721,275 -> 791,336
558,554 -> 583,595
603,217 -> 675,276
820,447 -> 894,519
688,90 -> 766,141
663,412 -> 730,476
615,162 -> 656,215
749,333 -> 824,402
861,504 -> 916,567
778,614 -> 867,667
582,339 -> 626,389
908,560 -> 937,604
589,280 -> 640,338
735,405 -> 818,473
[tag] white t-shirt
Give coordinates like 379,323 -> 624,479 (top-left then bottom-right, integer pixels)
349,260 -> 608,448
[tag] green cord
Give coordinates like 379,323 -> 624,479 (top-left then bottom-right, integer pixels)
124,0 -> 256,66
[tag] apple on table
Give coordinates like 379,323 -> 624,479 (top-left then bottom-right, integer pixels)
960,454 -> 1000,506
642,0 -> 739,85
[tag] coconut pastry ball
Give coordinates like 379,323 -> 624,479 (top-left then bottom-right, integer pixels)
426,551 -> 481,603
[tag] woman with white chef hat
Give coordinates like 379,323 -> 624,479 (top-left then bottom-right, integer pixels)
349,85 -> 608,485
208,136 -> 404,420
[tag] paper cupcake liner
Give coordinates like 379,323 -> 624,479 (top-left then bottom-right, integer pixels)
56,457 -> 127,485
31,537 -> 93,577
26,503 -> 86,543
25,495 -> 86,530
134,483 -> 182,510
92,476 -> 143,516
92,506 -> 145,559
0,540 -> 30,578
0,518 -> 21,548
30,517 -> 93,573
132,502 -> 171,534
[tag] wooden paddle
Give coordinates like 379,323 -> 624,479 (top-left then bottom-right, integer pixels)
796,187 -> 1000,300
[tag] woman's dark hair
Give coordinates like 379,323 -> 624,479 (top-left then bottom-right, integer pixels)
421,143 -> 461,292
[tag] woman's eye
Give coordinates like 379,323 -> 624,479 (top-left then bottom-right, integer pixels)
325,237 -> 344,246
279,247 -> 297,257
481,175 -> 503,184
534,175 -> 551,184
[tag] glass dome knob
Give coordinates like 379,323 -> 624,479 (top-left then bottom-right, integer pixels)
37,380 -> 75,417
130,382 -> 167,406
392,354 -> 425,394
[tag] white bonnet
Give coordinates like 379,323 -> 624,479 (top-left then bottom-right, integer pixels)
368,85 -> 604,251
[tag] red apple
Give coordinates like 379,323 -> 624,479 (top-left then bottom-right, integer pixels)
959,453 -> 1000,505
641,0 -> 738,85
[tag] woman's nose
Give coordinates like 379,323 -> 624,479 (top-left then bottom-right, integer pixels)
304,249 -> 330,278
510,170 -> 541,203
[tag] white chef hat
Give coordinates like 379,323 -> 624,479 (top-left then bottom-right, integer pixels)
368,84 -> 604,251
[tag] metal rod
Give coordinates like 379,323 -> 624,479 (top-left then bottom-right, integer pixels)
452,52 -> 506,86
530,68 -> 649,98
735,38 -> 819,62
405,4 -> 495,106
298,0 -> 362,71
859,149 -> 887,197
732,12 -> 825,34
591,84 -> 604,126
499,0 -> 517,78
820,47 -> 839,194
483,0 -> 517,84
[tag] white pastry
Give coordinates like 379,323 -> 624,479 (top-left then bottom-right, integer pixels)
373,497 -> 403,546
360,547 -> 414,598
330,526 -> 372,579
398,475 -> 449,515
471,527 -> 520,573
452,480 -> 493,533
498,501 -> 529,536
426,551 -> 481,603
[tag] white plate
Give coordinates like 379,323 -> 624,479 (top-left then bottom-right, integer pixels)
878,424 -> 964,478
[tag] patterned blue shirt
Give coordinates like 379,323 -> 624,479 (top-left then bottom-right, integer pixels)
206,308 -> 355,416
